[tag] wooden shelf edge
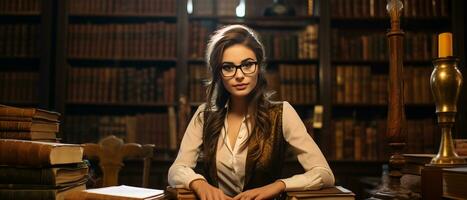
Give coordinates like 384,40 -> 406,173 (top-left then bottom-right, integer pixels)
189,15 -> 319,21
0,12 -> 41,16
68,57 -> 178,62
69,13 -> 176,18
66,101 -> 176,107
332,60 -> 433,65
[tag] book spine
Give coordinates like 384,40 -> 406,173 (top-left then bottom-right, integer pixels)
0,121 -> 33,131
0,131 -> 34,140
0,107 -> 35,118
0,167 -> 54,185
0,140 -> 51,166
0,189 -> 56,200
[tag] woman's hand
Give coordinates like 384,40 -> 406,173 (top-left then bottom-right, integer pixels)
190,179 -> 232,200
233,181 -> 285,200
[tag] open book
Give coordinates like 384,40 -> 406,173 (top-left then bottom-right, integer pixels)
65,185 -> 165,200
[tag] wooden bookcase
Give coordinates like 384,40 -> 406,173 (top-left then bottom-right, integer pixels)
54,0 -> 179,151
327,0 -> 453,162
0,0 -> 53,109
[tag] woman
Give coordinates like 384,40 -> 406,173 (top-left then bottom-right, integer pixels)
168,24 -> 334,200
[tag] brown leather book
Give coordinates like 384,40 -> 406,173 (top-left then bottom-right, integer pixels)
442,167 -> 467,199
0,182 -> 85,200
0,131 -> 56,140
0,139 -> 83,167
0,105 -> 60,122
0,162 -> 88,186
0,120 -> 59,132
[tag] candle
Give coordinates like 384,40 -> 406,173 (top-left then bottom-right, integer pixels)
438,32 -> 453,58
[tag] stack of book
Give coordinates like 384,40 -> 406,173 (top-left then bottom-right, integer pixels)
0,105 -> 88,200
0,104 -> 60,141
0,139 -> 88,199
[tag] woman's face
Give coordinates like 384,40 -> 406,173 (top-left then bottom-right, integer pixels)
220,44 -> 259,98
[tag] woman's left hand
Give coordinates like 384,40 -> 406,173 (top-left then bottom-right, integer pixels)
233,181 -> 285,200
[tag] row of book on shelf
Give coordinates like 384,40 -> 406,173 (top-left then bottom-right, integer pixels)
269,64 -> 318,104
334,65 -> 387,105
259,25 -> 318,60
68,0 -> 176,15
64,109 -> 178,150
0,104 -> 88,199
0,24 -> 40,57
188,23 -> 318,61
330,0 -> 450,18
0,0 -> 40,13
0,71 -> 39,103
330,118 -> 439,161
67,23 -> 177,59
67,67 -> 176,104
188,21 -> 211,59
334,65 -> 433,105
331,30 -> 438,61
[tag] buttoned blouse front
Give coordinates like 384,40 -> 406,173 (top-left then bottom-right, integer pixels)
215,111 -> 250,196
168,101 -> 334,197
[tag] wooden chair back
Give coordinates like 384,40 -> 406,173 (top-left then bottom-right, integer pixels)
82,135 -> 155,187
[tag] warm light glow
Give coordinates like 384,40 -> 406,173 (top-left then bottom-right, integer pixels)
236,0 -> 245,17
187,0 -> 193,14
439,71 -> 447,79
386,0 -> 403,18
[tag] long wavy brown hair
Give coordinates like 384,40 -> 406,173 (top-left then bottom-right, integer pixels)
199,25 -> 275,164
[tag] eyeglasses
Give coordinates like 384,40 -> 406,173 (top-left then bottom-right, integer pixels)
220,61 -> 258,77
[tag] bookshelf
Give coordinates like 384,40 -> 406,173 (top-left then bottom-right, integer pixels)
325,0 -> 458,164
53,0 -> 179,153
0,0 -> 53,108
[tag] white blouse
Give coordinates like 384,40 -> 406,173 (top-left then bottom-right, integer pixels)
168,101 -> 334,197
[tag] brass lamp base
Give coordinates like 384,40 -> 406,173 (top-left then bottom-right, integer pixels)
430,124 -> 466,165
431,156 -> 466,165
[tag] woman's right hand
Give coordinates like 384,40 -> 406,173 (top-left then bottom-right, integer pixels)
190,179 -> 232,200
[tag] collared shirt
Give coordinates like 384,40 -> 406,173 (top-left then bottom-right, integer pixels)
168,101 -> 334,197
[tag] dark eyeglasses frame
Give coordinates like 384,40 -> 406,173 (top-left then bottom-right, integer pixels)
220,61 -> 258,77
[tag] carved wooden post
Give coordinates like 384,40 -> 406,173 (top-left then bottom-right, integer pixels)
372,0 -> 413,199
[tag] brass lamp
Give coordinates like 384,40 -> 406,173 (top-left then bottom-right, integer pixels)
430,33 -> 466,165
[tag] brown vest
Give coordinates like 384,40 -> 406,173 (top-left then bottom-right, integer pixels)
202,102 -> 286,190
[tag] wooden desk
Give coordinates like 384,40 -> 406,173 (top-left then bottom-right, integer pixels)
164,186 -> 355,200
